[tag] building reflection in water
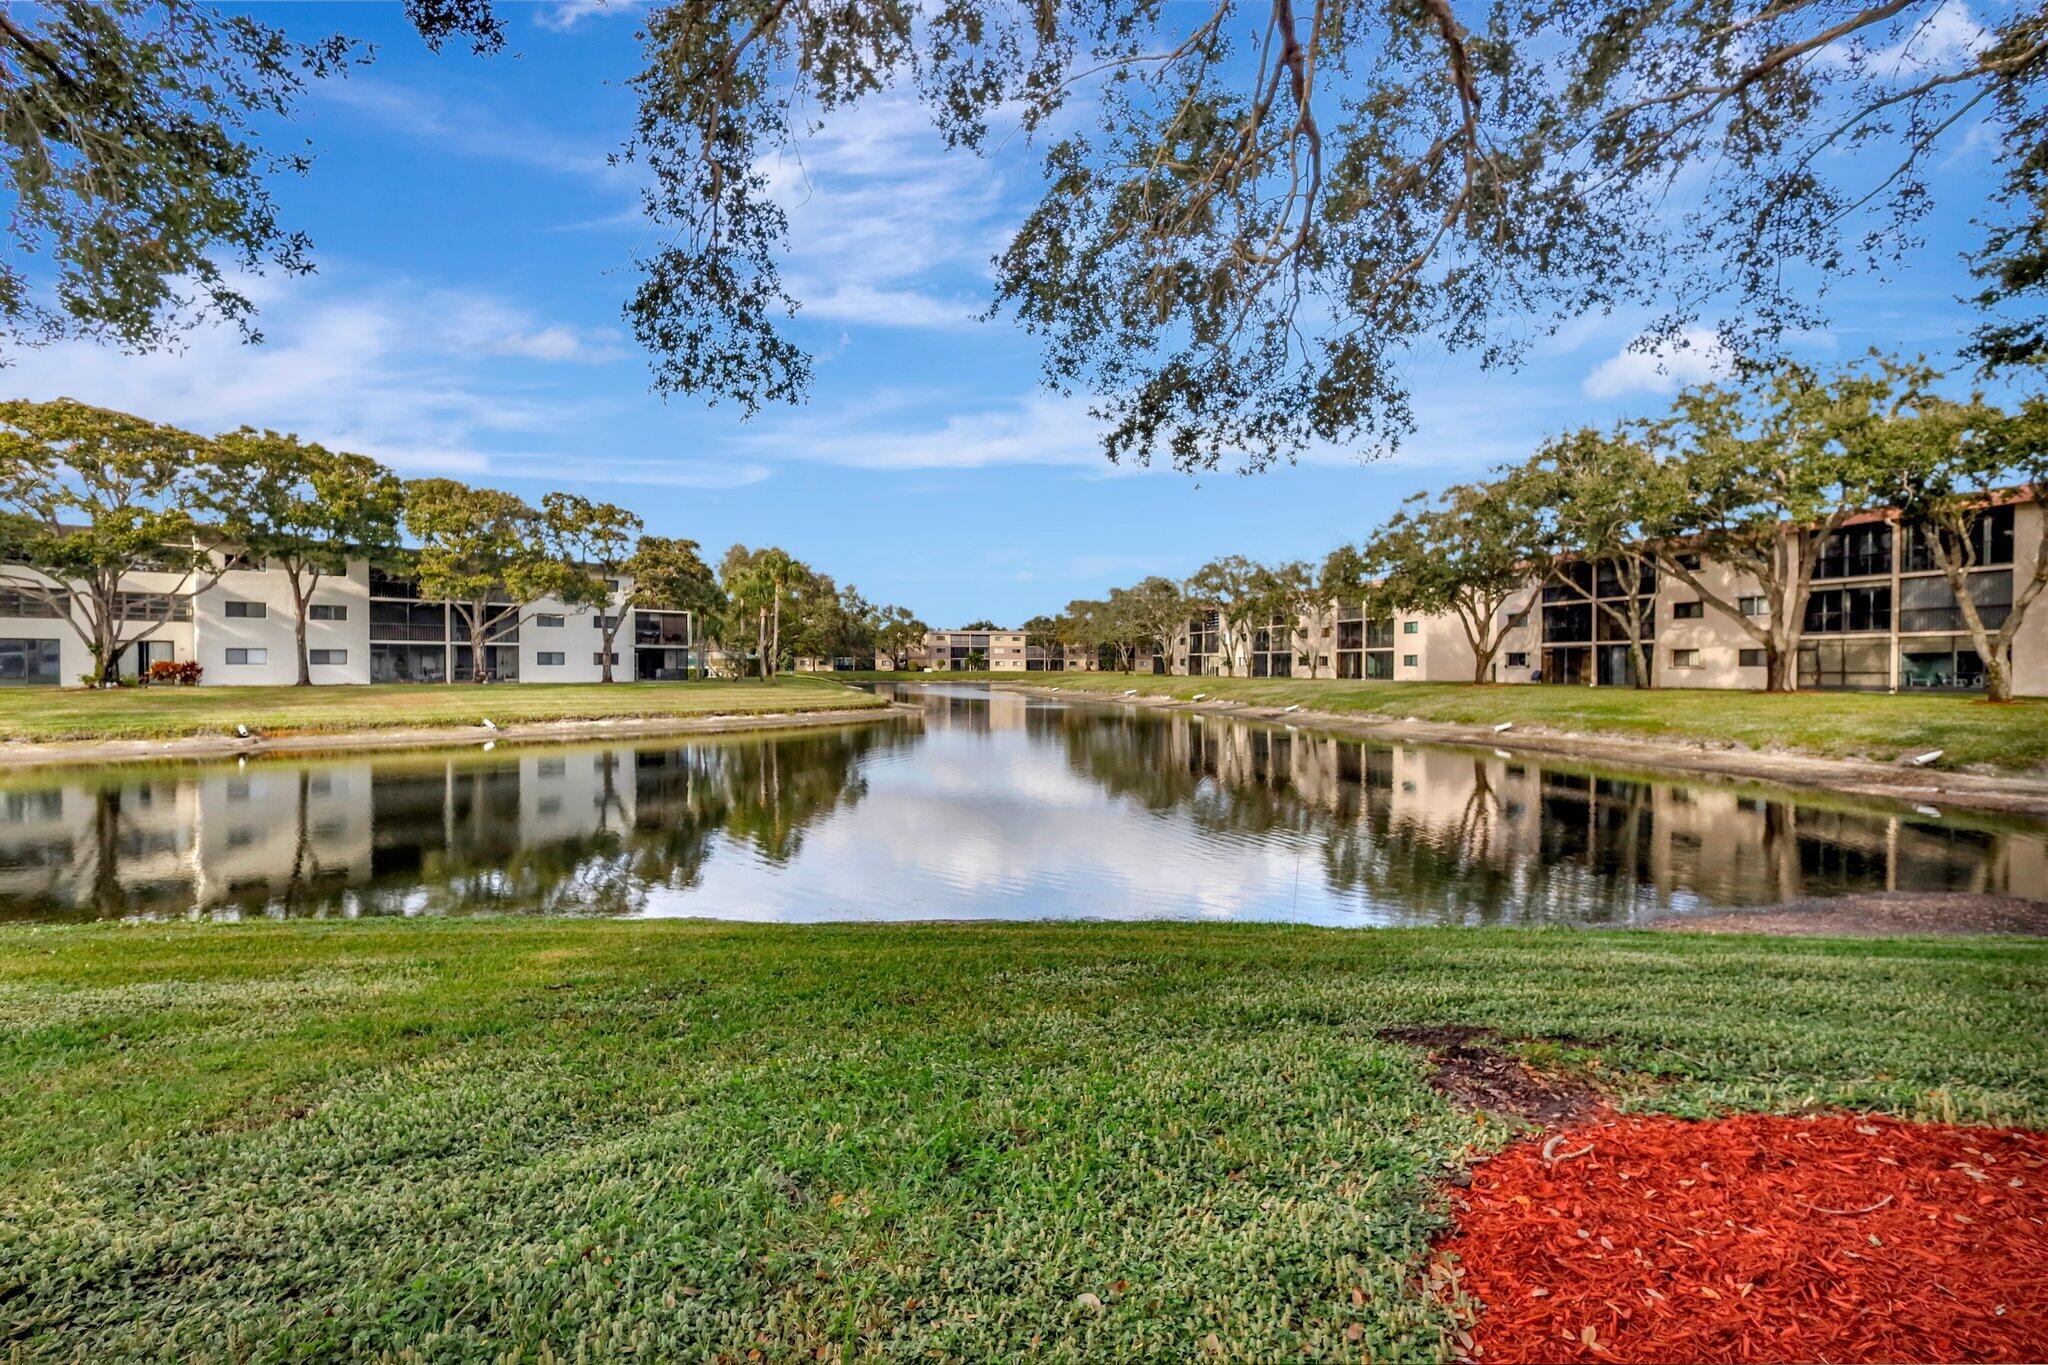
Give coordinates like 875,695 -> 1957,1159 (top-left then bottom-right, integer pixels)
1046,703 -> 2045,924
0,688 -> 2039,925
0,725 -> 905,921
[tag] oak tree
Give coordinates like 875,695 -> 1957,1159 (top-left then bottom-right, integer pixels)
210,429 -> 402,685
0,399 -> 228,683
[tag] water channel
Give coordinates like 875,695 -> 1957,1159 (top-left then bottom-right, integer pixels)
1,682 -> 2040,925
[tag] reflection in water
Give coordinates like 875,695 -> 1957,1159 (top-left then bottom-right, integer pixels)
0,683 -> 2040,925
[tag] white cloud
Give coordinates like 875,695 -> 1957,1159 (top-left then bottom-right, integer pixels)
0,269 -> 646,482
315,77 -> 630,189
735,391 -> 1115,470
764,97 -> 1013,330
534,0 -> 643,31
1825,0 -> 1989,75
1581,328 -> 1733,399
798,284 -> 984,332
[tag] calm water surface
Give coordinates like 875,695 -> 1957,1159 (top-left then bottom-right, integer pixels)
2,682 -> 2042,925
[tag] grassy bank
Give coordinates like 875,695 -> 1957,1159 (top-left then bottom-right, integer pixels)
863,672 -> 2048,771
0,677 -> 885,743
2,919 -> 2041,1359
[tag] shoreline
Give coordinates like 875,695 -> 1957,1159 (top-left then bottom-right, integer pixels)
0,703 -> 920,770
994,682 -> 2048,818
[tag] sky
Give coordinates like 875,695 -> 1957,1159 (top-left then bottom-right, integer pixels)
7,1 -> 2018,626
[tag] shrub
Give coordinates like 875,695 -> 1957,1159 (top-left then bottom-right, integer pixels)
147,660 -> 203,686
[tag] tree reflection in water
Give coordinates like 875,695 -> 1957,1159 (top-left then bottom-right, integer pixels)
0,724 -> 910,921
0,690 -> 2038,924
1040,702 -> 2034,925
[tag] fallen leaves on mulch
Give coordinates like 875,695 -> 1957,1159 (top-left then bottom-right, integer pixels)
1439,1112 -> 2048,1363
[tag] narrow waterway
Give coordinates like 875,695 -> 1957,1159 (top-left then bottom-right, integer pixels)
1,682 -> 2041,925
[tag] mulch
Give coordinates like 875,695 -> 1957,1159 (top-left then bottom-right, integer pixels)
1438,1111 -> 2048,1363
1381,1026 -> 1603,1127
1650,891 -> 2048,939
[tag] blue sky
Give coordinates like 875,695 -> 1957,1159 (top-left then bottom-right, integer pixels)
11,1 -> 2015,626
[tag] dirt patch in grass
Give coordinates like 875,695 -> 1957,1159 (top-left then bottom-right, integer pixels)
1381,1026 -> 1603,1127
1439,1112 -> 2048,1363
1653,891 -> 2048,938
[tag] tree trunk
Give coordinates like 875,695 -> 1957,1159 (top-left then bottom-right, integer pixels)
1767,645 -> 1796,694
295,612 -> 311,686
756,607 -> 766,680
1986,653 -> 2014,704
601,620 -> 616,684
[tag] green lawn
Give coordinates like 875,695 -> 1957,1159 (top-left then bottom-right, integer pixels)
1,919 -> 2041,1360
859,671 -> 2048,771
0,678 -> 886,743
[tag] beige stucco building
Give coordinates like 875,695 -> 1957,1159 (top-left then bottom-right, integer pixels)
1162,501 -> 2045,696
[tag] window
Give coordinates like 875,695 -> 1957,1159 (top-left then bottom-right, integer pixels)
309,604 -> 347,621
1798,638 -> 1890,691
369,643 -> 446,683
1675,552 -> 1703,571
537,651 -> 565,666
370,601 -> 447,642
1506,652 -> 1529,668
535,614 -> 565,628
1803,584 -> 1891,634
309,649 -> 347,666
225,647 -> 268,665
1672,648 -> 1702,668
1739,649 -> 1766,668
223,600 -> 266,619
1507,611 -> 1529,628
594,651 -> 619,666
1813,522 -> 1893,580
1402,620 -> 1419,635
1899,571 -> 2011,634
0,637 -> 61,685
115,592 -> 191,622
1402,653 -> 1419,668
1673,600 -> 1704,620
0,589 -> 60,618
368,566 -> 421,599
1739,595 -> 1768,617
1903,506 -> 2015,572
593,614 -> 619,630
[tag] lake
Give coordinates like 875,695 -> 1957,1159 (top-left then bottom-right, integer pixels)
2,681 -> 2041,925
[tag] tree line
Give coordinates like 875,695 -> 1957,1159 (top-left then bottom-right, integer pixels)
1041,358 -> 2046,702
0,398 -> 925,686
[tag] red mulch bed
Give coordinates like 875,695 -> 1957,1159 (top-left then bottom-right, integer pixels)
1440,1112 -> 2048,1363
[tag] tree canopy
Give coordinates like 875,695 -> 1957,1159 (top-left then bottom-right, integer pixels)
9,1 -> 2040,475
605,0 -> 2048,470
0,398 -> 226,682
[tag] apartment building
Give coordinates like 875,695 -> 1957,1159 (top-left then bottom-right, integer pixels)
908,627 -> 1101,672
0,557 -> 700,687
1162,500 -> 2045,696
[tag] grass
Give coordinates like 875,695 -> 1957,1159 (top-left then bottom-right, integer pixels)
857,671 -> 2048,772
0,677 -> 887,743
1,918 -> 2042,1360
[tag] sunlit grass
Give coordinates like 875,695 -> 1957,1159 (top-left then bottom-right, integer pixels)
1,918 -> 2041,1359
0,677 -> 886,742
